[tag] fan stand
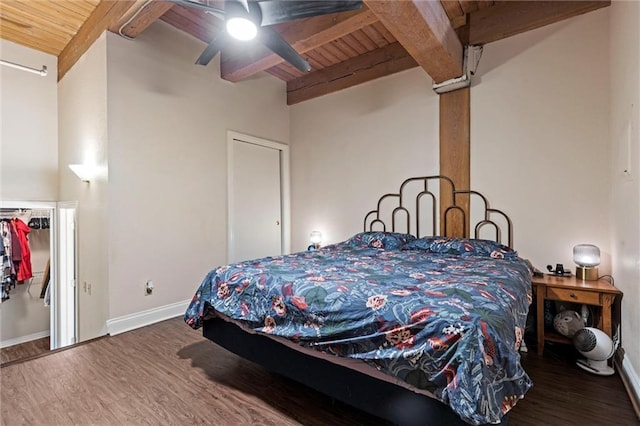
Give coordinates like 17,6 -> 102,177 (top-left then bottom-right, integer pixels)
576,358 -> 615,376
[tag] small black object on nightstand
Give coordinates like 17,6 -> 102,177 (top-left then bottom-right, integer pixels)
546,264 -> 571,277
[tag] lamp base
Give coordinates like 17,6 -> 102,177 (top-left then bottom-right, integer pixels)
576,266 -> 599,281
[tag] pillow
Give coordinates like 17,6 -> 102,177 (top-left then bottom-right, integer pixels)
347,232 -> 416,250
402,236 -> 519,260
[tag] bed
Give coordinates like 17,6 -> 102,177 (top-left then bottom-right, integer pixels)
185,176 -> 533,425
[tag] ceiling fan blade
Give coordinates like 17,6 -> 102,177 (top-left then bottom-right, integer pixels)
169,0 -> 225,20
237,0 -> 250,13
260,26 -> 311,73
257,0 -> 362,26
196,32 -> 229,66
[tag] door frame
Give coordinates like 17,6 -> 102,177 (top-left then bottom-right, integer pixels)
227,130 -> 290,262
56,201 -> 78,347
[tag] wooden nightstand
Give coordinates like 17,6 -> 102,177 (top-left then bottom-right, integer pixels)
531,275 -> 622,355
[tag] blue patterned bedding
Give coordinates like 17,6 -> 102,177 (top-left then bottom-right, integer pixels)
185,234 -> 533,425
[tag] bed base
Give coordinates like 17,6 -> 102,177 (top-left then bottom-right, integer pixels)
203,317 -> 508,426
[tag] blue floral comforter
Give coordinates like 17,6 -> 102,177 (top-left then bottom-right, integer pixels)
185,234 -> 533,425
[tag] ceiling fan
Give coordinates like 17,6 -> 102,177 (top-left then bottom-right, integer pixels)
171,0 -> 363,72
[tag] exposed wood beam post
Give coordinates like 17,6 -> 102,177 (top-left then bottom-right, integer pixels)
286,42 -> 417,105
469,1 -> 610,45
58,0 -> 137,81
363,0 -> 462,83
439,88 -> 470,238
221,8 -> 378,82
109,0 -> 174,39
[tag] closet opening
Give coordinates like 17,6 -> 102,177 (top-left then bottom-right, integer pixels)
0,201 -> 77,364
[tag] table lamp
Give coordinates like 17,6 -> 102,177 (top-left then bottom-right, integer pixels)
573,244 -> 600,281
309,231 -> 322,250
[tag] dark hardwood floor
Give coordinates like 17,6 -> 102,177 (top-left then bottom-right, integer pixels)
515,343 -> 638,425
1,317 -> 637,426
0,336 -> 49,365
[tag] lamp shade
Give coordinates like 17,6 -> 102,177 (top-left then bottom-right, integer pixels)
573,244 -> 600,267
68,164 -> 96,182
309,231 -> 322,245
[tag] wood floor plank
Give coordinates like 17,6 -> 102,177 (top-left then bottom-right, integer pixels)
1,318 -> 637,426
0,336 -> 49,364
511,344 -> 638,425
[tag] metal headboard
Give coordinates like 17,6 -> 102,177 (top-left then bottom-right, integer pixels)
363,175 -> 513,248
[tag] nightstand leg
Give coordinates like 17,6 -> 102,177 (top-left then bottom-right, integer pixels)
536,286 -> 544,355
602,295 -> 615,338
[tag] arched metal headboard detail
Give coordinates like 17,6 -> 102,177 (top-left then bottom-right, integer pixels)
363,176 -> 513,248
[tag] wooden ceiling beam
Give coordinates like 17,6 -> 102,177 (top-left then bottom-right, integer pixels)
286,42 -> 418,105
58,0 -> 137,81
469,1 -> 611,45
108,0 -> 174,38
363,0 -> 462,83
160,5 -> 223,43
220,7 -> 378,82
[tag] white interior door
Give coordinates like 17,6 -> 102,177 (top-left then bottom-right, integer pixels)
229,135 -> 284,263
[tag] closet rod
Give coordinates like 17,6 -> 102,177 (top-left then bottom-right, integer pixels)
0,208 -> 51,217
0,59 -> 47,76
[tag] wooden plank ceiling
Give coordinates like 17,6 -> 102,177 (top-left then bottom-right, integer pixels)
0,0 -> 610,104
0,0 -> 102,55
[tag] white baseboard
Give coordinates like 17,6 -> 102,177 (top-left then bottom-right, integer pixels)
106,299 -> 190,336
1,330 -> 50,349
622,354 -> 640,407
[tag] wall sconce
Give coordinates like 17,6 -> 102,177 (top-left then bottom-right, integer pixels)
308,230 -> 322,250
573,244 -> 600,281
68,164 -> 96,183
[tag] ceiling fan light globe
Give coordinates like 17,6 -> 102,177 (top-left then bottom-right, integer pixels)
226,17 -> 257,41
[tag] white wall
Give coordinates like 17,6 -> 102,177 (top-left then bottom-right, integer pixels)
0,41 -> 57,345
105,22 -> 289,320
609,0 -> 640,389
58,33 -> 110,341
290,69 -> 439,251
0,39 -> 58,201
472,9 -> 611,273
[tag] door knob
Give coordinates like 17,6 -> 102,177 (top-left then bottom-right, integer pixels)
276,220 -> 280,226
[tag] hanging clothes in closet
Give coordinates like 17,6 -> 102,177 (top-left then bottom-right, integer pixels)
1,219 -> 17,301
13,218 -> 32,282
0,214 -> 33,302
